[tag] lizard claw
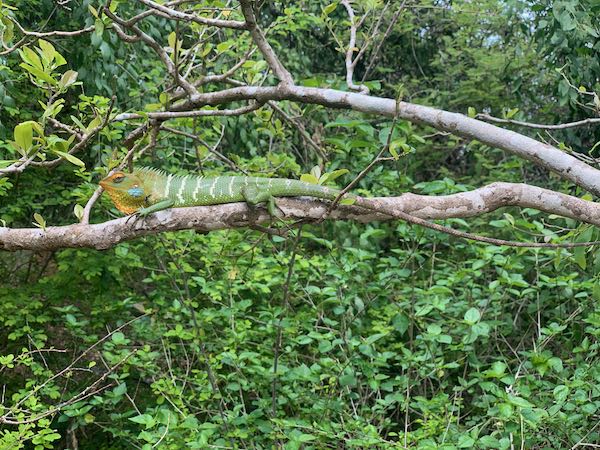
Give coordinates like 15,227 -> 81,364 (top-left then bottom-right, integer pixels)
267,197 -> 284,219
125,212 -> 142,226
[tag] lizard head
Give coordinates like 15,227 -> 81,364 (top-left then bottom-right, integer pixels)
100,171 -> 146,214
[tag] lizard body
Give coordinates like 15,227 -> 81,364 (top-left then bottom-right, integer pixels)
100,167 -> 344,216
98,167 -> 594,248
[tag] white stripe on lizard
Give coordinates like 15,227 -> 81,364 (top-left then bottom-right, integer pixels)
209,178 -> 218,198
192,176 -> 203,201
177,175 -> 188,204
164,174 -> 173,198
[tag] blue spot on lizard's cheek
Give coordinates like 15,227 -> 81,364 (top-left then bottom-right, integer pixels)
127,187 -> 144,198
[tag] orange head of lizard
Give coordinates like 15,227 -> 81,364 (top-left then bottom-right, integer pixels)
99,171 -> 146,215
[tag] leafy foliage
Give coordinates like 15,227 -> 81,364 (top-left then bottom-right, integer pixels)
1,1 -> 600,449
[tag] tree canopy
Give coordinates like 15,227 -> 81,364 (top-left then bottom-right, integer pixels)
1,1 -> 600,448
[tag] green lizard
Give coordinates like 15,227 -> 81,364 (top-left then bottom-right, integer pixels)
98,166 -> 599,249
99,167 -> 347,217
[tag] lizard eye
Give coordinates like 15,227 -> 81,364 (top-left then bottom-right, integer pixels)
113,175 -> 125,183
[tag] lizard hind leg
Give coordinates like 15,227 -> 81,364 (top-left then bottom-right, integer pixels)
241,187 -> 283,218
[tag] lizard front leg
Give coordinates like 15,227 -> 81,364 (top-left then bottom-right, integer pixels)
126,199 -> 175,225
136,199 -> 175,217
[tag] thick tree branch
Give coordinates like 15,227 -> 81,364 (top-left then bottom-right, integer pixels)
3,182 -> 600,251
167,84 -> 600,196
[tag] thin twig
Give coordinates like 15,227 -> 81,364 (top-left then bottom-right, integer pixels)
113,102 -> 263,121
477,113 -> 600,130
137,0 -> 246,29
103,7 -> 198,96
159,125 -> 246,173
9,16 -> 94,37
341,0 -> 369,94
2,314 -> 148,421
238,0 -> 294,85
362,2 -> 407,82
272,226 -> 302,415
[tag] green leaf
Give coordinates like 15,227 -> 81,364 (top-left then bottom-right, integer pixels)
59,70 -> 78,89
53,150 -> 86,168
467,106 -> 476,118
485,361 -> 507,378
69,115 -> 86,130
111,331 -> 127,344
322,2 -> 339,16
310,165 -> 321,181
0,160 -> 17,168
339,373 -> 357,387
319,168 -> 348,184
14,122 -> 34,151
37,39 -> 56,62
410,133 -> 426,144
74,204 -> 84,221
437,334 -> 452,344
339,197 -> 356,205
464,307 -> 481,324
427,324 -> 442,335
478,436 -> 501,448
458,435 -> 475,448
19,46 -> 43,69
216,40 -> 233,53
415,304 -> 433,317
505,107 -> 519,119
113,383 -> 127,396
507,394 -> 534,408
33,212 -> 46,230
497,402 -> 513,418
95,18 -> 104,37
88,5 -> 99,18
129,413 -> 154,427
300,173 -> 319,184
297,433 -> 316,442
574,246 -> 586,269
392,313 -> 409,335
168,31 -> 177,50
553,385 -> 569,403
593,281 -> 600,301
86,115 -> 102,132
20,63 -> 57,84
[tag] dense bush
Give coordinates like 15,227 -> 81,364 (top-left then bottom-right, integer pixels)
1,1 -> 599,448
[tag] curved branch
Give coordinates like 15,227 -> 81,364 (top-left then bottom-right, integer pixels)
341,0 -> 369,94
238,0 -> 294,85
169,84 -> 600,196
0,101 -> 114,177
9,17 -> 95,37
2,182 -> 600,251
103,7 -> 198,96
137,0 -> 247,29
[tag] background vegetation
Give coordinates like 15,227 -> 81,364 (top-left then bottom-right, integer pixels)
1,0 -> 600,448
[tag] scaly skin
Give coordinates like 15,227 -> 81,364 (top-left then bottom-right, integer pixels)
98,168 -> 578,248
99,167 -> 344,216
